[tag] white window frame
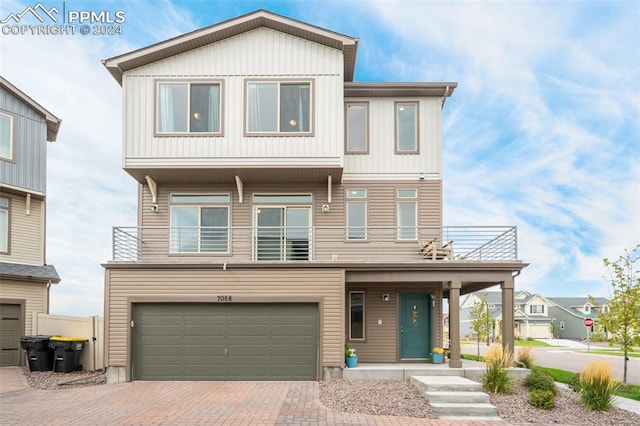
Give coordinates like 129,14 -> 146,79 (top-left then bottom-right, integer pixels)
396,189 -> 417,240
346,189 -> 367,241
345,102 -> 369,153
395,101 -> 419,154
0,196 -> 9,253
156,80 -> 223,135
169,193 -> 230,254
529,304 -> 544,314
0,111 -> 15,160
349,290 -> 365,340
245,80 -> 314,135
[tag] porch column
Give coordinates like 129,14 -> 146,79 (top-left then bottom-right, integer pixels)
501,278 -> 515,354
448,279 -> 462,368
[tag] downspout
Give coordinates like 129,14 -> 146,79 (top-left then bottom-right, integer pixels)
46,280 -> 52,313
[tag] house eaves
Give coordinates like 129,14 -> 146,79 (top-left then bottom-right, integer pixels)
102,9 -> 359,85
344,82 -> 457,98
0,262 -> 61,283
0,76 -> 61,142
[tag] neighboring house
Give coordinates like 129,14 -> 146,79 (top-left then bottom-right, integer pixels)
0,76 -> 61,367
101,10 -> 526,383
547,297 -> 610,340
461,290 -> 554,340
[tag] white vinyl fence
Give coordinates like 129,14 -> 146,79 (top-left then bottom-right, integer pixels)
31,313 -> 104,371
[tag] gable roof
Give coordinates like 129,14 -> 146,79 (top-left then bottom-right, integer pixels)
547,297 -> 608,307
0,76 -> 61,142
103,9 -> 359,85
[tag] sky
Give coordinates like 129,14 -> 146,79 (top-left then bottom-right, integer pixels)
0,0 -> 638,316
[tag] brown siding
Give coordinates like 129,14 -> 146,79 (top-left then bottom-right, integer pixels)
105,267 -> 344,373
346,282 -> 443,363
0,280 -> 47,335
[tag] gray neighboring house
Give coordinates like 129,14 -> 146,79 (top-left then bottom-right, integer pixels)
547,297 -> 610,340
0,76 -> 61,367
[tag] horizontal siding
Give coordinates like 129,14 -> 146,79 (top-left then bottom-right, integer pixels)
0,194 -> 44,265
346,283 -> 443,362
105,268 -> 344,371
123,27 -> 344,165
0,279 -> 48,335
343,97 -> 442,178
134,180 -> 441,263
0,87 -> 48,193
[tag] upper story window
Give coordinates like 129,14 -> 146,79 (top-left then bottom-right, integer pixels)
157,81 -> 222,134
0,197 -> 9,253
529,304 -> 545,314
246,81 -> 312,134
0,111 -> 14,160
584,304 -> 591,313
396,189 -> 417,240
395,102 -> 418,153
170,194 -> 229,253
346,189 -> 367,240
346,102 -> 368,153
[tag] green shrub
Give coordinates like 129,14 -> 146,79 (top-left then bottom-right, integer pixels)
524,369 -> 557,395
529,389 -> 556,409
590,332 -> 607,342
579,361 -> 618,411
567,373 -> 581,393
482,345 -> 513,394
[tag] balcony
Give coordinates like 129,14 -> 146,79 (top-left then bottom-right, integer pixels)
111,226 -> 518,264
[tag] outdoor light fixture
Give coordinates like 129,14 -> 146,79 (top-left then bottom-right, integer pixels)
322,204 -> 330,213
382,294 -> 390,302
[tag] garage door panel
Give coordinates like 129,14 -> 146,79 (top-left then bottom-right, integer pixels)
0,304 -> 21,367
133,302 -> 317,381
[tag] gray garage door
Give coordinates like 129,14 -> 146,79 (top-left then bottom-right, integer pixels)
0,304 -> 21,367
132,303 -> 318,381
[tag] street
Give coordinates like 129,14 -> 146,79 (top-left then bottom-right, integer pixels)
461,341 -> 640,385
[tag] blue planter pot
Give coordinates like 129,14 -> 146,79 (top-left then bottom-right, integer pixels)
432,353 -> 444,364
345,357 -> 358,368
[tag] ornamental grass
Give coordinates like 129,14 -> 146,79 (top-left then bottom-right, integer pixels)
517,346 -> 535,369
579,360 -> 618,411
482,344 -> 514,394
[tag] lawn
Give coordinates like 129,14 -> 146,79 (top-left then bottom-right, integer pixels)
514,340 -> 552,347
578,350 -> 640,358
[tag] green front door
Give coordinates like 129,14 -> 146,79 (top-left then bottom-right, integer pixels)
399,293 -> 431,359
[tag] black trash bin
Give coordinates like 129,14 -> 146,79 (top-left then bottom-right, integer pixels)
20,335 -> 55,371
49,337 -> 88,372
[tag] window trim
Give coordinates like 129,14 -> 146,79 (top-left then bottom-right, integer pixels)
243,78 -> 315,137
396,189 -> 418,241
346,189 -> 367,241
529,304 -> 544,314
154,79 -> 224,137
169,192 -> 230,255
345,101 -> 369,154
0,196 -> 10,254
394,101 -> 419,154
0,110 -> 16,161
349,290 -> 365,341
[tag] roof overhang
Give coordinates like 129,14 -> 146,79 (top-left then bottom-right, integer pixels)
103,9 -> 359,85
0,76 -> 61,142
344,82 -> 457,98
0,262 -> 61,283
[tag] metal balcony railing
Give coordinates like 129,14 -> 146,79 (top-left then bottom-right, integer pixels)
111,226 -> 518,263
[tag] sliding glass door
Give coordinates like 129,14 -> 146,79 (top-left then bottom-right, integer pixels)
255,207 -> 310,260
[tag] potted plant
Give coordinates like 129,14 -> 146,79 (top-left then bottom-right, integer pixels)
345,343 -> 358,368
431,347 -> 444,364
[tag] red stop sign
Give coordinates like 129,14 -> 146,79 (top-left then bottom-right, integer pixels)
584,318 -> 594,327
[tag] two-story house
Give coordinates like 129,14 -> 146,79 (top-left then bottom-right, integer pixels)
547,297 -> 610,340
461,290 -> 554,340
0,77 -> 61,367
101,10 -> 526,383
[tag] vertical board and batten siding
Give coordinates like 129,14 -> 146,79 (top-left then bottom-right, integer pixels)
343,97 -> 442,178
0,195 -> 44,265
105,268 -> 344,370
136,180 -> 440,262
122,28 -> 344,165
0,280 -> 47,335
347,283 -> 443,362
0,87 -> 48,194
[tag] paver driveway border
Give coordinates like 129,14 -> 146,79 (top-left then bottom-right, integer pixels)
1,368 -> 499,425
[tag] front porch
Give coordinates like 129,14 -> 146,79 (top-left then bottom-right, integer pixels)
342,361 -> 530,381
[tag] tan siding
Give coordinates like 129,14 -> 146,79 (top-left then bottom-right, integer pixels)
104,268 -> 344,372
123,28 -> 344,167
0,194 -> 44,265
346,283 -> 443,362
0,279 -> 47,334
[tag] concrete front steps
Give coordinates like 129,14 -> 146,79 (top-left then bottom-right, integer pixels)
411,375 -> 502,421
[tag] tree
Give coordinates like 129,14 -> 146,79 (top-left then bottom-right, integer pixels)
593,244 -> 640,384
469,292 -> 491,357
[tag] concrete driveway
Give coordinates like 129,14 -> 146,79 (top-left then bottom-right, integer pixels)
0,368 -> 481,425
